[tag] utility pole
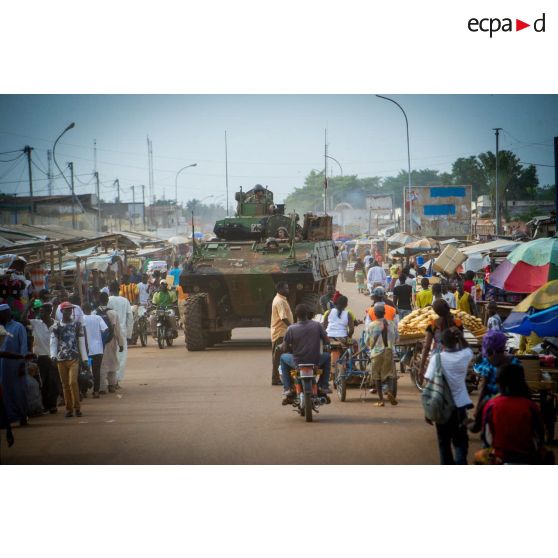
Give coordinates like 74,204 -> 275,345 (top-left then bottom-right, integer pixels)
115,179 -> 122,231
47,149 -> 53,196
493,128 -> 502,236
147,136 -> 154,204
131,185 -> 136,230
141,184 -> 146,230
324,129 -> 328,214
68,162 -> 76,229
225,131 -> 229,216
24,146 -> 34,224
95,171 -> 101,232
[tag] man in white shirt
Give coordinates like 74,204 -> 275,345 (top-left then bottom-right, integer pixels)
27,301 -> 59,413
137,273 -> 151,306
108,281 -> 133,386
82,302 -> 108,398
441,282 -> 456,309
367,262 -> 386,293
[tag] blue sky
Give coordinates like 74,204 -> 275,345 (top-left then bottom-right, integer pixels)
0,95 -> 556,207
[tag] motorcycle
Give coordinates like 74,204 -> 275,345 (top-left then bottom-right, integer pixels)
156,307 -> 178,349
285,363 -> 331,423
130,305 -> 149,347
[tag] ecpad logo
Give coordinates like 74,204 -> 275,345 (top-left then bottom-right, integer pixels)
468,13 -> 546,37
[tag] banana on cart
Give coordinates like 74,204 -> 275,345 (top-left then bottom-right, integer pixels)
398,307 -> 487,338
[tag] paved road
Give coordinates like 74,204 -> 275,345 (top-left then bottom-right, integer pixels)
3,279 -> 482,464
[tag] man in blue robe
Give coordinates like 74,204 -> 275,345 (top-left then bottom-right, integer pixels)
0,304 -> 29,426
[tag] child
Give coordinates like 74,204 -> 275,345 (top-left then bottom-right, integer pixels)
354,258 -> 366,294
415,278 -> 433,308
456,282 -> 473,315
486,301 -> 503,331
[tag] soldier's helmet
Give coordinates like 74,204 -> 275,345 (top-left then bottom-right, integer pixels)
253,184 -> 265,192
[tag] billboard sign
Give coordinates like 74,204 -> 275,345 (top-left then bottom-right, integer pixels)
404,185 -> 472,237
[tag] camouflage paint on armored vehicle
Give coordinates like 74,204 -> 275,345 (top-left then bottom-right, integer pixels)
180,185 -> 338,350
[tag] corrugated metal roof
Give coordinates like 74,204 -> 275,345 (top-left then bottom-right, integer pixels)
459,239 -> 521,255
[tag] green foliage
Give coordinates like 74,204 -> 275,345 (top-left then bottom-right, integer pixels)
284,149 -> 547,215
183,199 -> 226,222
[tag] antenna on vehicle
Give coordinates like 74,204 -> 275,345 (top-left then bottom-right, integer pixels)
191,210 -> 197,256
288,211 -> 297,261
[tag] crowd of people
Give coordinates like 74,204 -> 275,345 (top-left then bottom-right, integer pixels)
270,243 -> 554,465
0,256 -> 189,455
2,245 -> 554,465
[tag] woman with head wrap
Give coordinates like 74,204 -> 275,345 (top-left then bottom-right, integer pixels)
469,330 -> 520,433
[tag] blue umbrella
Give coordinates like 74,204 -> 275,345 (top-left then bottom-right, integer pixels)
504,304 -> 558,337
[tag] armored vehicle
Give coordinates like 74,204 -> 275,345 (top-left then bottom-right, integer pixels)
180,185 -> 339,351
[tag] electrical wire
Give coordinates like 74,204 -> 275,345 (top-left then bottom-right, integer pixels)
31,158 -> 49,176
520,161 -> 555,168
0,156 -> 25,181
0,172 -> 94,186
0,152 -> 24,163
75,172 -> 95,186
502,129 -> 553,149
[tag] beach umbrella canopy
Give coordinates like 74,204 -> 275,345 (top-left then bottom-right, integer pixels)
513,279 -> 558,313
504,304 -> 558,337
503,279 -> 558,333
490,238 -> 558,293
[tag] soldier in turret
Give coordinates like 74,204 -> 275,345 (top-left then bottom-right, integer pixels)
245,184 -> 268,203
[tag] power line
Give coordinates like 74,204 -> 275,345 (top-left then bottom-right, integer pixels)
0,172 -> 94,186
0,151 -> 24,163
520,161 -> 555,168
31,158 -> 49,176
0,156 -> 25,180
75,172 -> 95,186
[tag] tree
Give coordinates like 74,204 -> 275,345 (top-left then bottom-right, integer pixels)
451,156 -> 488,198
477,150 -> 539,218
282,149 -> 542,221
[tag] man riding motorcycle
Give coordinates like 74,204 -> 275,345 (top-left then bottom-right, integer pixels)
149,280 -> 179,338
280,304 -> 332,403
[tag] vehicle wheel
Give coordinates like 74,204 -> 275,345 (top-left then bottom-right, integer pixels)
139,321 -> 148,347
337,377 -> 347,402
304,393 -> 313,423
157,327 -> 165,349
409,355 -> 426,391
299,292 -> 321,316
391,370 -> 398,398
184,294 -> 207,351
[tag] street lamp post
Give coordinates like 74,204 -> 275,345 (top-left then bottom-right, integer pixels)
52,122 -> 78,229
326,155 -> 343,176
376,95 -> 412,233
175,163 -> 198,233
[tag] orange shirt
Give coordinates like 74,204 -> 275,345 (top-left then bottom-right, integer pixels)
367,303 -> 396,321
176,285 -> 188,302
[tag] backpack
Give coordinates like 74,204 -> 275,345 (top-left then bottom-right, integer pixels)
421,353 -> 455,424
96,309 -> 114,346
